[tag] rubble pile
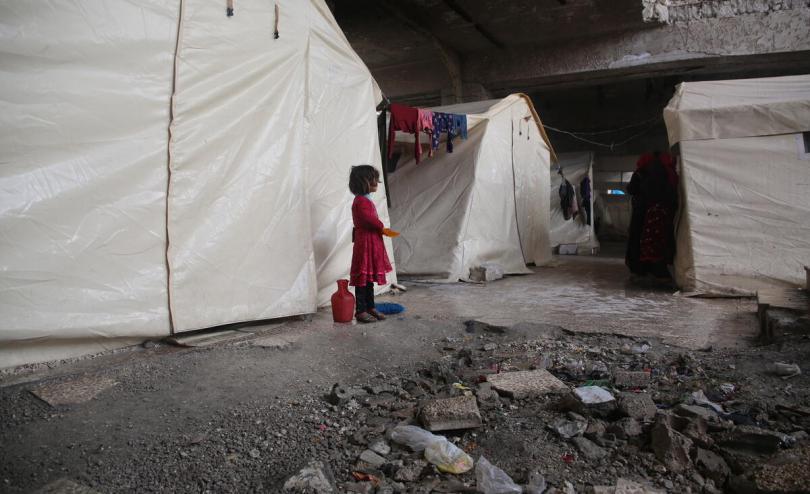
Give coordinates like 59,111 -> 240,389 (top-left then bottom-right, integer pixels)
281,321 -> 809,493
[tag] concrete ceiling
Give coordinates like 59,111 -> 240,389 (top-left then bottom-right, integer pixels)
332,0 -> 810,106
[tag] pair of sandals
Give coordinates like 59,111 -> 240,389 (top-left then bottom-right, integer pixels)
356,309 -> 386,323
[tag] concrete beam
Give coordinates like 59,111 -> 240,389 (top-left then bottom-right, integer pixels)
463,7 -> 810,93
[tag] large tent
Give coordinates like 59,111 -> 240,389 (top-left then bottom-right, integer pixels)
664,74 -> 810,295
550,152 -> 599,254
0,0 -> 395,368
388,94 -> 554,281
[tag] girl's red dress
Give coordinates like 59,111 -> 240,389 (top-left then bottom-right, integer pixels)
350,195 -> 392,287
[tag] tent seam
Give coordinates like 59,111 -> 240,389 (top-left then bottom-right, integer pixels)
164,0 -> 186,335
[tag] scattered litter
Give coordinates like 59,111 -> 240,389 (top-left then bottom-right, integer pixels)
621,342 -> 651,354
574,386 -> 615,405
561,452 -> 576,464
424,437 -> 474,474
475,456 -> 522,494
769,362 -> 801,379
718,383 -> 736,397
390,425 -> 474,474
686,390 -> 724,413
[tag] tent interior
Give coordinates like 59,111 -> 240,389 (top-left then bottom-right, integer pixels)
386,94 -> 554,282
550,152 -> 599,256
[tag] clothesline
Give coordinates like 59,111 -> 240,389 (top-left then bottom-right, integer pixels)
544,117 -> 662,150
384,102 -> 468,165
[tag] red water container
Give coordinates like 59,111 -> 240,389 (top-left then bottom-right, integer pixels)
331,279 -> 355,323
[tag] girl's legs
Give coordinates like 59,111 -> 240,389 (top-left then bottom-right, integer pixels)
355,283 -> 377,322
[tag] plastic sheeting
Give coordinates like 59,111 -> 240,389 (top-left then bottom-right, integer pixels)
666,76 -> 810,295
0,0 -> 393,367
0,0 -> 177,367
664,74 -> 810,145
389,95 -> 552,281
550,153 -> 598,253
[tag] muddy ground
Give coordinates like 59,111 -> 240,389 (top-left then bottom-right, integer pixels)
1,305 -> 809,493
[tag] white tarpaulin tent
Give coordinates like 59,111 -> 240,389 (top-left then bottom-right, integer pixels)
664,74 -> 810,295
550,152 -> 599,254
0,0 -> 395,368
388,94 -> 554,281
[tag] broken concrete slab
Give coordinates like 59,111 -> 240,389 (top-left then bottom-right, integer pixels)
30,375 -> 117,407
419,395 -> 482,431
368,439 -> 391,456
327,383 -> 368,406
694,448 -> 730,487
32,479 -> 100,494
167,329 -> 251,347
613,370 -> 651,388
283,461 -> 337,493
718,426 -> 788,455
675,404 -> 719,422
607,418 -> 643,439
650,414 -> 693,473
591,478 -> 664,494
486,369 -> 568,399
617,393 -> 657,421
572,436 -> 608,460
548,417 -> 588,439
251,334 -> 293,349
358,449 -> 386,467
393,460 -> 427,482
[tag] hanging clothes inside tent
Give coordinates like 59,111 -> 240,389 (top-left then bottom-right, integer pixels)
559,177 -> 578,221
580,176 -> 591,226
452,114 -> 467,140
388,103 -> 424,164
431,112 -> 456,154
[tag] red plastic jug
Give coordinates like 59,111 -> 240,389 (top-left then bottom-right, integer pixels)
331,279 -> 355,323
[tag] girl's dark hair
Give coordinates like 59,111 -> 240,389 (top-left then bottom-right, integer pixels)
348,165 -> 380,195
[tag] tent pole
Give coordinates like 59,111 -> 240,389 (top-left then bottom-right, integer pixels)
377,106 -> 391,208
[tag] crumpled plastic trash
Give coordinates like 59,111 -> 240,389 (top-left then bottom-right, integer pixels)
425,438 -> 474,474
574,386 -> 615,405
621,342 -> 651,354
390,425 -> 474,474
769,362 -> 801,379
687,390 -> 724,413
390,425 -> 439,452
475,456 -> 522,494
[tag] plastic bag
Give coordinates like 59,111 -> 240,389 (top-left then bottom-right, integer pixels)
391,425 -> 474,474
573,386 -> 614,405
425,439 -> 474,474
475,456 -> 521,494
390,425 -> 439,452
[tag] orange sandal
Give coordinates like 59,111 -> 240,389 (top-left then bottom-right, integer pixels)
356,312 -> 376,323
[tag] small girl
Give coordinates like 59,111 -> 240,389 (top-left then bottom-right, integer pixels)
348,165 -> 394,323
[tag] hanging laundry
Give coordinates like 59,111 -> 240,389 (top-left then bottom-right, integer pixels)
431,112 -> 456,153
580,176 -> 592,225
388,103 -> 425,164
559,178 -> 578,221
418,109 -> 434,136
452,114 -> 467,140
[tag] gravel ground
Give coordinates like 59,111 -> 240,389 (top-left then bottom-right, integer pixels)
2,313 -> 809,493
